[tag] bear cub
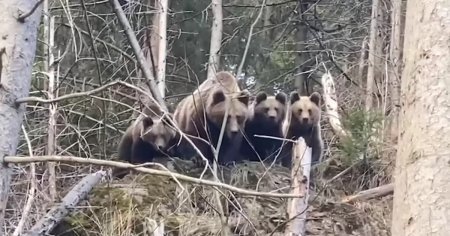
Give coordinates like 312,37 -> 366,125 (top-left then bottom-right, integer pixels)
280,91 -> 323,168
241,91 -> 287,163
114,102 -> 177,179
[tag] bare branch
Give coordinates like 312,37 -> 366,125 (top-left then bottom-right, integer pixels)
236,0 -> 266,81
17,0 -> 44,23
109,0 -> 167,111
342,183 -> 394,203
4,155 -> 304,199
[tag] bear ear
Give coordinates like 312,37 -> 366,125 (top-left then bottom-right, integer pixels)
211,90 -> 226,105
275,92 -> 287,105
255,92 -> 267,104
141,117 -> 154,130
290,91 -> 300,104
309,92 -> 321,106
238,90 -> 250,106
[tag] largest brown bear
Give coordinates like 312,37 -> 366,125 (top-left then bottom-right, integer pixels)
173,71 -> 250,165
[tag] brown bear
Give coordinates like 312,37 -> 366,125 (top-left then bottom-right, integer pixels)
279,91 -> 323,169
240,91 -> 288,163
173,71 -> 250,165
113,100 -> 178,178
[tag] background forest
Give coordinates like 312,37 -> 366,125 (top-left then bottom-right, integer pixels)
0,0 -> 412,235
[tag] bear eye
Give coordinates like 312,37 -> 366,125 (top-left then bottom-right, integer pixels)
298,109 -> 303,113
265,108 -> 270,112
308,109 -> 312,114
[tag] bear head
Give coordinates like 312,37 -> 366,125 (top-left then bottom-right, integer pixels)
139,113 -> 177,151
253,92 -> 287,126
289,91 -> 321,128
206,89 -> 250,139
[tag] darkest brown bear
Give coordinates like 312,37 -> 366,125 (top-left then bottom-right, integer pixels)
279,91 -> 323,168
240,91 -> 287,163
114,100 -> 178,178
173,71 -> 250,165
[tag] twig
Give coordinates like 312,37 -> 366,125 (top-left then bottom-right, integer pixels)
18,0 -> 45,22
236,0 -> 266,79
23,171 -> 106,236
253,134 -> 297,143
109,0 -> 167,111
16,80 -> 122,104
12,126 -> 37,236
4,155 -> 304,198
341,183 -> 394,203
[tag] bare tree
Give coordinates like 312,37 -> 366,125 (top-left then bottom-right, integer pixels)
365,0 -> 380,111
0,0 -> 43,229
157,0 -> 168,98
206,0 -> 223,80
391,0 -> 450,234
388,0 -> 402,141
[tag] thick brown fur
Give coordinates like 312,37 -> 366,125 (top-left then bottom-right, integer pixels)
241,92 -> 287,163
279,91 -> 323,168
173,71 -> 250,165
114,100 -> 178,179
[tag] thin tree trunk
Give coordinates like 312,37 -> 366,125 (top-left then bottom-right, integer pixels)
206,0 -> 223,81
391,0 -> 450,235
357,37 -> 367,83
46,16 -> 58,202
365,0 -> 380,111
388,0 -> 402,141
294,3 -> 308,96
156,0 -> 168,98
0,0 -> 43,230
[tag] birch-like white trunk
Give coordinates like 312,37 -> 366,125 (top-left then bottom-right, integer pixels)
391,0 -> 450,234
321,72 -> 349,139
206,0 -> 223,81
0,0 -> 43,229
46,16 -> 58,202
156,0 -> 168,98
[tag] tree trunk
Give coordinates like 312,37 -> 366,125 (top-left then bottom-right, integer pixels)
391,0 -> 450,235
206,0 -> 223,81
388,0 -> 403,141
156,0 -> 168,98
0,0 -> 43,229
365,0 -> 380,111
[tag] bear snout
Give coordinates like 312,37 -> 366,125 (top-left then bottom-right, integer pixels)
302,117 -> 309,123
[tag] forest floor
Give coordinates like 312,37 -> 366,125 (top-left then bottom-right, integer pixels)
51,157 -> 393,236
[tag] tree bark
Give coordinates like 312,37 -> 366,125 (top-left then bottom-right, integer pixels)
0,0 -> 43,230
365,0 -> 380,111
285,138 -> 310,236
294,17 -> 308,96
388,0 -> 403,141
46,16 -> 57,202
156,0 -> 168,98
391,0 -> 450,235
206,0 -> 223,81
